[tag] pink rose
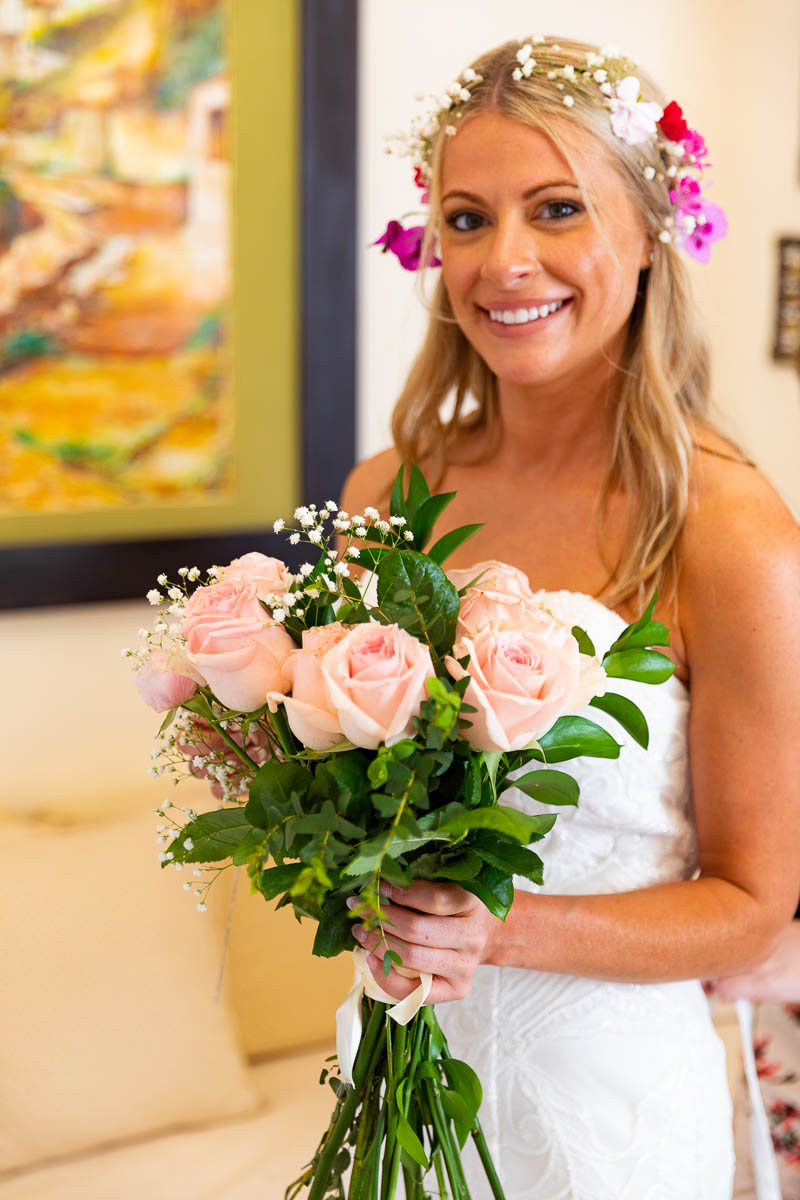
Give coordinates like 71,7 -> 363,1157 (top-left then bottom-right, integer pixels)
135,646 -> 203,712
181,579 -> 295,712
271,623 -> 351,750
445,620 -> 607,752
320,622 -> 434,750
448,560 -> 545,638
221,552 -> 292,601
446,559 -> 536,599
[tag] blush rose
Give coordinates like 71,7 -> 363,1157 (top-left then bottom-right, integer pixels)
181,579 -> 295,712
445,619 -> 607,752
135,646 -> 203,712
221,552 -> 292,600
319,622 -> 434,750
270,623 -> 351,750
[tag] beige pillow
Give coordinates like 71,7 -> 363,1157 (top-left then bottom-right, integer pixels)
0,813 -> 259,1174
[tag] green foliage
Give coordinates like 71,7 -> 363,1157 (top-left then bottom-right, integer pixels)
589,692 -> 650,749
376,549 -> 460,657
165,809 -> 255,866
602,648 -> 675,684
389,462 -> 483,561
525,715 -> 621,763
507,768 -> 580,806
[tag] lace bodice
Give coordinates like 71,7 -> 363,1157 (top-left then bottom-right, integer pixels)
506,590 -> 697,897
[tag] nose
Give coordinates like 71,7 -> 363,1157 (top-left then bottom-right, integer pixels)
479,218 -> 542,290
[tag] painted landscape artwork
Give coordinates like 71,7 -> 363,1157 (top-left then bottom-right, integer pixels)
0,0 -> 231,515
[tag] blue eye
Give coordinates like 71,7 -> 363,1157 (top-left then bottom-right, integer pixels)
541,200 -> 580,220
446,211 -> 485,232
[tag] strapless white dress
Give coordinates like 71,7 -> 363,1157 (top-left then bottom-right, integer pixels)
436,591 -> 735,1200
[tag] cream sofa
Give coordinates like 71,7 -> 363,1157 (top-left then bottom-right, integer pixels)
0,599 -> 744,1199
0,599 -> 352,1199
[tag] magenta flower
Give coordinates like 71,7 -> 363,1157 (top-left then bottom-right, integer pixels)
670,177 -> 727,263
371,220 -> 441,271
682,128 -> 710,169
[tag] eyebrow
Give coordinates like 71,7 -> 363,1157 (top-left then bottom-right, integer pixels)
441,181 -> 579,204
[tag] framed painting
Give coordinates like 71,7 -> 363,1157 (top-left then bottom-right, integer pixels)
0,0 -> 357,607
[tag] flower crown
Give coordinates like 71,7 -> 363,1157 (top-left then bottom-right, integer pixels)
373,37 -> 726,270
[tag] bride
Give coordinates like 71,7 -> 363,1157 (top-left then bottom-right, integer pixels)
340,36 -> 800,1199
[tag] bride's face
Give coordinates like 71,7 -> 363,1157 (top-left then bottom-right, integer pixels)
438,111 -> 652,392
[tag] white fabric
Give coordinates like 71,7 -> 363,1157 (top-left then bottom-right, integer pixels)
336,948 -> 432,1085
436,590 -> 736,1200
735,999 -> 782,1200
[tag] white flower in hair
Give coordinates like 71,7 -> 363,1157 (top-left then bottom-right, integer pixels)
608,76 -> 663,146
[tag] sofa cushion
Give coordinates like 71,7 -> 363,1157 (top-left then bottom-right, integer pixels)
0,1049 -> 334,1198
0,813 -> 259,1174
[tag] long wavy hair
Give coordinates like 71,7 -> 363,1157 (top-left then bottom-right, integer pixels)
391,37 -> 736,607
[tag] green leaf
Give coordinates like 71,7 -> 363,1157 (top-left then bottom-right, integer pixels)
383,949 -> 402,976
432,849 -> 483,881
436,803 -> 557,845
460,863 -> 514,920
441,1089 -> 475,1144
256,861 -> 304,899
157,706 -> 178,736
441,1057 -> 483,1115
427,523 -> 483,566
313,895 -> 354,958
471,836 -> 544,885
390,464 -> 410,521
571,625 -> 596,656
406,462 -> 431,518
527,715 -> 621,763
246,760 -> 314,828
376,549 -> 460,656
232,827 -> 266,866
166,809 -> 254,865
506,768 -> 579,807
602,648 -> 675,684
607,619 -> 670,653
396,1113 -> 429,1169
589,692 -> 650,749
410,492 -> 456,552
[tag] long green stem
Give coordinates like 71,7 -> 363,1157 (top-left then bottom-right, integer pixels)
425,1079 -> 471,1200
438,1029 -> 505,1200
306,1002 -> 387,1200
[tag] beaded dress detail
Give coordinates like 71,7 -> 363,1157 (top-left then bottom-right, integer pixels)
436,591 -> 735,1200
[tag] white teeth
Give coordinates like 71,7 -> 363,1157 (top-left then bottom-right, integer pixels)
488,299 -> 566,326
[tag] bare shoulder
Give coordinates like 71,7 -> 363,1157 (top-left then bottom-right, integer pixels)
680,447 -> 800,659
339,447 -> 403,516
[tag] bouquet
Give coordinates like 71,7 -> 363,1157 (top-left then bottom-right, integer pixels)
129,465 -> 675,1199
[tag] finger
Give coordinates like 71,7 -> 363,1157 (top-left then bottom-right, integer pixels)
366,957 -> 469,1006
353,925 -> 448,976
383,880 -> 475,917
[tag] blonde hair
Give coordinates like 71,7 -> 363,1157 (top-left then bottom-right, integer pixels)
391,37 -> 732,607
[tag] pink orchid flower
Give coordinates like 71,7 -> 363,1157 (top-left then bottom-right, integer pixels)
670,177 -> 728,263
372,220 -> 441,271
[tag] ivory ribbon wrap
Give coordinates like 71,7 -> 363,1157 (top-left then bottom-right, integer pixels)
736,999 -> 782,1200
336,948 -> 433,1087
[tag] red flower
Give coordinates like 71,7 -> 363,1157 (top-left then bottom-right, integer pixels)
658,100 -> 689,142
413,167 -> 431,204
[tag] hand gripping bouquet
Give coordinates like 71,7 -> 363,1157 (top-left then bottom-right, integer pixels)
130,465 -> 676,1199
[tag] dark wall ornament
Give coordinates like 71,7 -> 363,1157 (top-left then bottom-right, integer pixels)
773,237 -> 800,363
0,0 -> 358,609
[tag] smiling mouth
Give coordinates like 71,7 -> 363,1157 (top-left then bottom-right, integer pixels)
484,299 -> 570,326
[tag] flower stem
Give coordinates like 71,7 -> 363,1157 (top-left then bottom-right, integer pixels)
424,1079 -> 472,1200
306,1001 -> 387,1200
438,1024 -> 506,1200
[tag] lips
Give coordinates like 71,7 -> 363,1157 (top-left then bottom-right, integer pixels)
479,298 -> 572,330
